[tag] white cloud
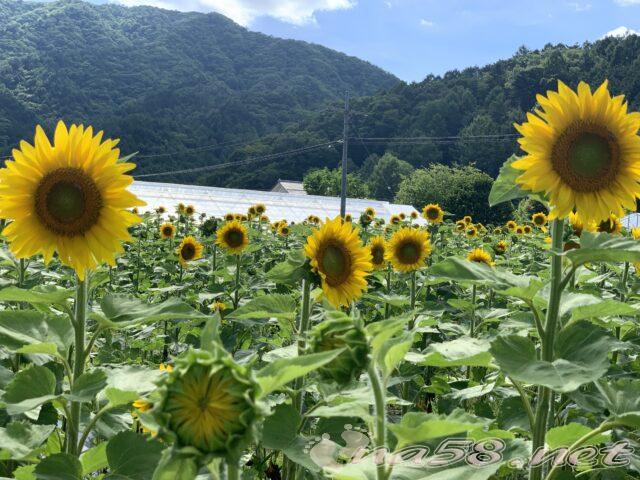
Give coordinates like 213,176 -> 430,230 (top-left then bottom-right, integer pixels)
602,25 -> 639,38
419,18 -> 434,27
113,0 -> 356,26
615,0 -> 640,5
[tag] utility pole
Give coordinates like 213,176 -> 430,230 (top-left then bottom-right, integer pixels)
340,91 -> 349,218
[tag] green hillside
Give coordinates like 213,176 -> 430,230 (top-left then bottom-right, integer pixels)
210,36 -> 640,190
0,0 -> 398,171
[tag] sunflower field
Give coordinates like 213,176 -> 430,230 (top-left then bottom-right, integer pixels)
1,81 -> 640,480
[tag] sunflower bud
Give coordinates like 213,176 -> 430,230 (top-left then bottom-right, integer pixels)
307,316 -> 370,385
154,349 -> 261,460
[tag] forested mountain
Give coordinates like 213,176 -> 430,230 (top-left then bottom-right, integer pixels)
209,35 -> 640,190
3,0 -> 640,194
0,0 -> 397,169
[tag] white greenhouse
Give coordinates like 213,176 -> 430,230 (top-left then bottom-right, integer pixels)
130,181 -> 420,223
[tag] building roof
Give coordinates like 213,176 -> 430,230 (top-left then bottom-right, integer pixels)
131,180 -> 420,223
271,179 -> 306,195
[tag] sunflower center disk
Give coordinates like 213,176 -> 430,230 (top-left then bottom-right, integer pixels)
552,122 -> 620,192
181,244 -> 196,260
427,208 -> 439,220
398,242 -> 420,264
35,167 -> 103,236
321,244 -> 351,286
225,230 -> 244,248
372,246 -> 384,265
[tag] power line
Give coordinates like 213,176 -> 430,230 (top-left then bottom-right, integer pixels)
134,140 -> 340,179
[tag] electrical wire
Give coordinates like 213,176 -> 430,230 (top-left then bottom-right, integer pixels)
134,140 -> 340,179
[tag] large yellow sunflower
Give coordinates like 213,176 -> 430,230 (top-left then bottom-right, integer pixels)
304,216 -> 372,307
422,204 -> 444,224
513,80 -> 640,224
368,236 -> 387,270
160,222 -> 176,239
176,236 -> 203,266
0,122 -> 144,279
385,227 -> 431,272
216,220 -> 249,254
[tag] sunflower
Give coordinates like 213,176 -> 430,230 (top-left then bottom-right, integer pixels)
368,236 -> 387,270
277,224 -> 290,237
160,222 -> 176,239
596,214 -> 622,234
506,220 -> 517,231
532,212 -> 547,228
386,227 -> 431,272
365,207 -> 376,218
399,213 -> 406,220
494,240 -> 508,254
159,363 -> 174,373
0,122 -> 144,279
247,206 -> 257,218
515,225 -> 525,235
410,211 -> 418,220
157,350 -> 260,457
224,213 -> 235,222
260,215 -> 269,223
212,301 -> 227,312
185,205 -> 195,216
463,216 -> 472,225
216,220 -> 249,254
568,211 -> 585,236
255,203 -> 266,215
467,248 -> 494,266
632,227 -> 640,240
455,220 -> 466,232
390,215 -> 401,225
177,203 -> 186,214
513,80 -> 640,224
523,225 -> 533,234
344,214 -> 353,223
156,206 -> 166,215
465,225 -> 478,238
304,216 -> 372,307
176,236 -> 203,266
494,227 -> 504,235
422,204 -> 444,224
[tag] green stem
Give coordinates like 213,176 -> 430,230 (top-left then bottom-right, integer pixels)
227,461 -> 239,480
368,363 -> 389,480
530,218 -> 565,480
408,270 -> 417,329
293,279 -> 312,412
68,274 -> 88,456
469,284 -> 477,337
233,255 -> 241,309
287,279 -> 312,480
612,261 -> 630,365
18,258 -> 25,287
509,377 -> 535,433
384,266 -> 391,319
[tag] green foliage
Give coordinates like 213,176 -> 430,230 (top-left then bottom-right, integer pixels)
0,0 -> 396,181
395,164 -> 512,224
302,167 -> 370,198
367,152 -> 414,201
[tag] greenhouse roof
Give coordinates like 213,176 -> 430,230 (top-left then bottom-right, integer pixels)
131,181 -> 419,223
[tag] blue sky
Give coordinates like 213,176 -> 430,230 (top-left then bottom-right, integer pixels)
100,1 -> 640,81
